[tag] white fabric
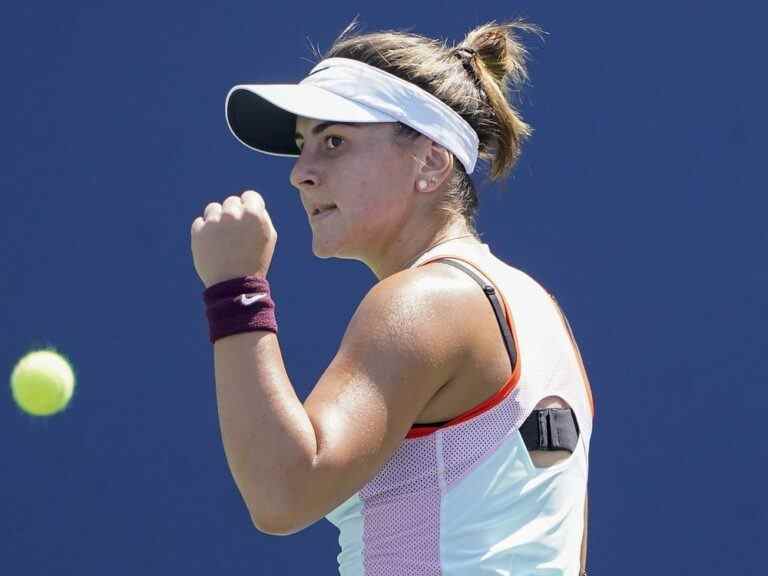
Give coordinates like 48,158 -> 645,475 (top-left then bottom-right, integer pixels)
226,57 -> 479,174
326,433 -> 587,576
439,431 -> 587,575
325,493 -> 365,575
323,240 -> 593,574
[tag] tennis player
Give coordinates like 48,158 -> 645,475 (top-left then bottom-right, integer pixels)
192,19 -> 593,575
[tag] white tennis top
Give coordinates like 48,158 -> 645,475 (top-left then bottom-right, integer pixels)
324,240 -> 594,575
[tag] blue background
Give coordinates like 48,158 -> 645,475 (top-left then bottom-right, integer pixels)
2,1 -> 766,574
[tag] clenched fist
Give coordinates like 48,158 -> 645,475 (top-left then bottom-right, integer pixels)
191,190 -> 277,288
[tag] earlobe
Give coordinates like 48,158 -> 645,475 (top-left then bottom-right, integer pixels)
415,175 -> 441,193
418,141 -> 453,190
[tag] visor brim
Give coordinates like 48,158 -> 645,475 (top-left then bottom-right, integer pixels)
225,84 -> 396,157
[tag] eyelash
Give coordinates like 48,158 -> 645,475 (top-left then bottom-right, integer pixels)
325,135 -> 344,150
297,135 -> 344,153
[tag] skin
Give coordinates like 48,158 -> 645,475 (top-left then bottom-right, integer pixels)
190,117 -> 585,553
291,118 -> 472,279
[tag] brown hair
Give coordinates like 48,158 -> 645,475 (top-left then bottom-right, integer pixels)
313,18 -> 543,233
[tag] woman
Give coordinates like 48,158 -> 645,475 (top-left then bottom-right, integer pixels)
192,19 -> 593,575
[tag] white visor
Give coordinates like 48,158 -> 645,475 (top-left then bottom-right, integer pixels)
225,57 -> 479,174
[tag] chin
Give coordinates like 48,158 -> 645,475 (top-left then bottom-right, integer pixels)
312,237 -> 360,261
312,249 -> 335,259
311,238 -> 340,259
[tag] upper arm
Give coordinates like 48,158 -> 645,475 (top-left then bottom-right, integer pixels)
289,269 -> 468,531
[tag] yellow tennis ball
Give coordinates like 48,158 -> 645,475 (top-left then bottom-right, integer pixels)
10,349 -> 75,416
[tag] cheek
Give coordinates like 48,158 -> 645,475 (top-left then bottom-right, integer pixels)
353,152 -> 413,206
349,176 -> 405,225
331,143 -> 415,229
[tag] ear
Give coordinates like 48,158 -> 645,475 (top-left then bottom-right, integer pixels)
415,140 -> 453,193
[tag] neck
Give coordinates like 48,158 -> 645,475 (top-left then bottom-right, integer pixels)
368,219 -> 481,280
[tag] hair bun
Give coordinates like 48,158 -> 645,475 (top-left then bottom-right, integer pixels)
462,20 -> 543,89
325,17 -> 541,182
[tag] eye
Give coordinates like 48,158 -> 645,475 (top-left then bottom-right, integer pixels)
325,135 -> 344,150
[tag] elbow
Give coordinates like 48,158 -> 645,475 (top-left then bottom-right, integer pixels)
229,469 -> 302,535
246,491 -> 323,535
243,487 -> 309,536
249,508 -> 306,536
253,521 -> 302,536
233,463 -> 319,535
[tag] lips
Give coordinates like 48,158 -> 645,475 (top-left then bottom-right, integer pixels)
311,204 -> 337,217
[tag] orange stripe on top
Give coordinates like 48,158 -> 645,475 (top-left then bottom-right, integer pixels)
405,254 -> 522,439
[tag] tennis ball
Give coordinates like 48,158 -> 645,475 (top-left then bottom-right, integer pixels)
10,349 -> 75,416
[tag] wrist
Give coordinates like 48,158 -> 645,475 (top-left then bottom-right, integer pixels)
203,274 -> 277,343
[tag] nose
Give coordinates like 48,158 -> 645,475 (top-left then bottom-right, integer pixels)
289,150 -> 319,191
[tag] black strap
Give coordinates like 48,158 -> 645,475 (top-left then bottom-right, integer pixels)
518,408 -> 580,453
432,258 -> 517,373
411,257 -> 516,431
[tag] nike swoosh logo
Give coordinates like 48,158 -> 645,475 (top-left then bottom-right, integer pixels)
239,293 -> 266,306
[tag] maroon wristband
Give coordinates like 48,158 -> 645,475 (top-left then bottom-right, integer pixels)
203,275 -> 277,343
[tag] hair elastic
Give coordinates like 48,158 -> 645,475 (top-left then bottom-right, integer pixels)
454,47 -> 476,59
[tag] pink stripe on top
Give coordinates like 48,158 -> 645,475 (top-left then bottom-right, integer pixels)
351,384 -> 529,574
359,435 -> 442,575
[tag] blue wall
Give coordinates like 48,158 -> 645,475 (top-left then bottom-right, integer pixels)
2,1 -> 765,574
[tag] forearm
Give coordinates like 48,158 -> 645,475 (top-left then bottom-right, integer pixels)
213,330 -> 317,530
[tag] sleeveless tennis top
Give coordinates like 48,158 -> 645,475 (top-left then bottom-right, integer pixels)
324,240 -> 594,575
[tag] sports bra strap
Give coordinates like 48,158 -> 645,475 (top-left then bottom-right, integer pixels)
414,259 -> 580,451
432,258 -> 517,373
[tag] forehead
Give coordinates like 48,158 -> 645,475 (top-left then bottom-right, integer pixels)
294,116 -> 391,138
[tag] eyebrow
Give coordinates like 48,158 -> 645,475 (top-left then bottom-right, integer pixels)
294,121 -> 361,141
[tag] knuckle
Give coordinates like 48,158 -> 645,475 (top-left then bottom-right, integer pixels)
221,197 -> 244,218
222,196 -> 241,209
244,191 -> 266,209
191,217 -> 205,233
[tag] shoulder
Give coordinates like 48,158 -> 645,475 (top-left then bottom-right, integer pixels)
345,262 -> 483,361
368,257 -> 488,311
315,261 -> 485,429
